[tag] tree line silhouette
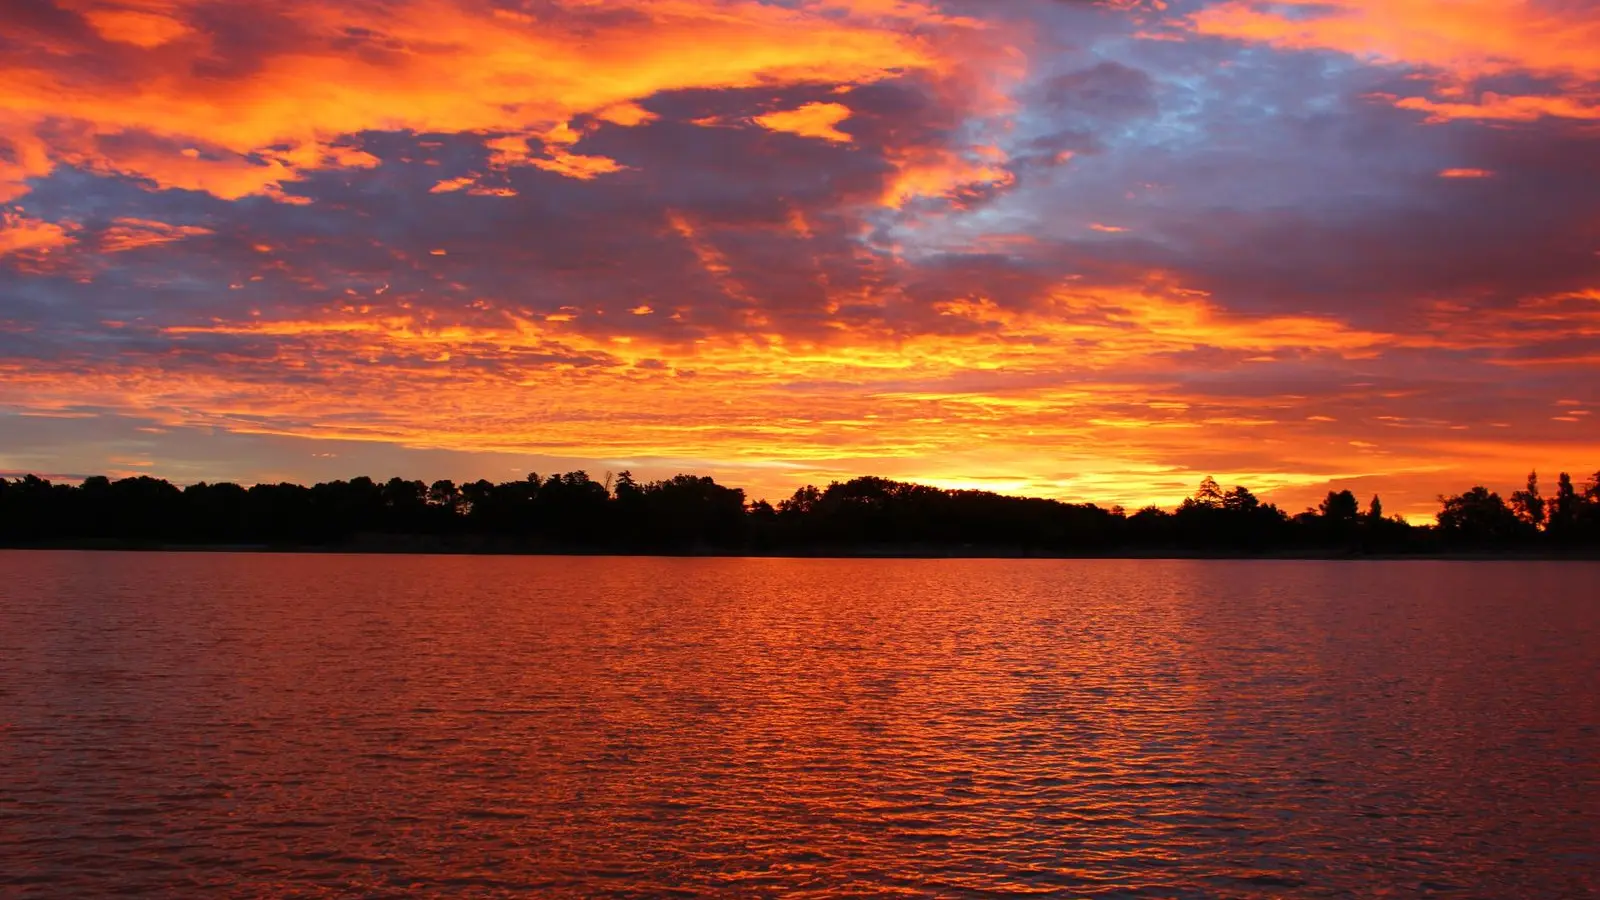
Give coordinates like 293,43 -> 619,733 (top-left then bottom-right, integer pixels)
2,469 -> 1598,555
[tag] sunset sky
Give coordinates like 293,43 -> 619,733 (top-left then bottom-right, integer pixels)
2,0 -> 1597,518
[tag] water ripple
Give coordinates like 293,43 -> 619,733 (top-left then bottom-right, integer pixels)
1,553 -> 1597,897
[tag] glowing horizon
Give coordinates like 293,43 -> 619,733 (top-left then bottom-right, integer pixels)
2,0 -> 1597,520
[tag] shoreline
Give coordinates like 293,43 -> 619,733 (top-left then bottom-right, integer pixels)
4,542 -> 1597,562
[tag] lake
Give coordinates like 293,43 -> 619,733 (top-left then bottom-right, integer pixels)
1,552 -> 1596,897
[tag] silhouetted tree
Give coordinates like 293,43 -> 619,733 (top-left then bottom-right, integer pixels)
460,479 -> 495,520
1171,481 -> 1289,549
1319,490 -> 1360,525
778,485 -> 822,517
1223,485 -> 1260,513
1125,506 -> 1173,545
428,479 -> 461,512
1436,486 -> 1526,546
1585,472 -> 1600,527
1549,473 -> 1581,537
1509,471 -> 1546,530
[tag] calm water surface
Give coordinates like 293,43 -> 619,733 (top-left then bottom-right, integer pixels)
1,552 -> 1597,897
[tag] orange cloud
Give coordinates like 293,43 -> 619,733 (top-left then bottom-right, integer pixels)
755,103 -> 856,143
1420,289 -> 1600,361
1190,0 -> 1600,79
75,2 -> 192,48
1396,93 -> 1600,123
884,145 -> 1015,208
4,309 -> 1587,520
1189,0 -> 1600,120
430,176 -> 517,197
529,151 -> 626,181
0,211 -> 75,256
99,217 -> 212,252
2,271 -> 1484,514
0,0 -> 966,202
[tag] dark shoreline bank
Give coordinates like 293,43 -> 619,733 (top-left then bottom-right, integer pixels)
6,541 -> 1598,561
9,470 -> 1599,560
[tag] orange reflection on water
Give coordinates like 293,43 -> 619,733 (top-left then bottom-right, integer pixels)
1,553 -> 1597,895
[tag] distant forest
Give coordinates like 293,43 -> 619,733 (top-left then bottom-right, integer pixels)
3,469 -> 1599,556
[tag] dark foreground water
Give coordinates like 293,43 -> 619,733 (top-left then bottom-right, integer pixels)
1,553 -> 1597,897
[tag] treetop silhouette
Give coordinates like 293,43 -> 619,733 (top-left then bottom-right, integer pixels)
2,470 -> 1598,554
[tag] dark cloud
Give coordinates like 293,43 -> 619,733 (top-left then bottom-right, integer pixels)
1042,61 -> 1157,119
